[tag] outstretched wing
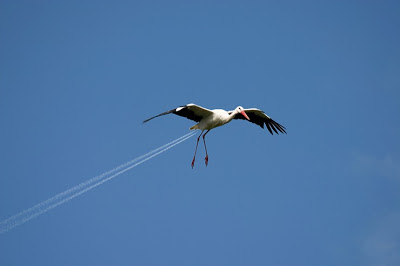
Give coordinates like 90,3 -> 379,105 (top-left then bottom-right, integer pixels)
230,108 -> 286,135
143,103 -> 214,123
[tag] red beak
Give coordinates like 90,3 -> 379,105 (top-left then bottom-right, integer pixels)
240,110 -> 250,120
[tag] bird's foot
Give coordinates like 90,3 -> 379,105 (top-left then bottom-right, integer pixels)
205,155 -> 209,166
191,158 -> 195,169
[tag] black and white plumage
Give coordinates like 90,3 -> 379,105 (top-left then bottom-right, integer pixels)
143,104 -> 208,124
229,108 -> 287,135
143,103 -> 286,168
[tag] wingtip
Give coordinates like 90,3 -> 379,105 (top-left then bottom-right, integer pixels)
142,117 -> 152,124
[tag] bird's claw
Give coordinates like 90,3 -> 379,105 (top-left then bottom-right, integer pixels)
191,158 -> 195,169
205,155 -> 209,166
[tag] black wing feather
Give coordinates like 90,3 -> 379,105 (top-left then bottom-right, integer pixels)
142,108 -> 176,123
266,123 -> 273,134
143,104 -> 205,123
231,109 -> 286,135
173,107 -> 203,122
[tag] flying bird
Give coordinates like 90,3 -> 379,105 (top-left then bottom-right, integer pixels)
143,103 -> 286,168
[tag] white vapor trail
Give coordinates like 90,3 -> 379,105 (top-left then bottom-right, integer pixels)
0,131 -> 193,228
0,131 -> 196,234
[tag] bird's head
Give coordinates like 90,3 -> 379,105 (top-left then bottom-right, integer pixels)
236,106 -> 250,120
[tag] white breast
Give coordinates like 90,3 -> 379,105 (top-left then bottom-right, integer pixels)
198,109 -> 231,130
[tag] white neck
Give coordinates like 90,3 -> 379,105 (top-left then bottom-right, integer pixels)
227,108 -> 240,121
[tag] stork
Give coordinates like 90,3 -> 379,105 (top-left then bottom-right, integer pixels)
143,103 -> 286,168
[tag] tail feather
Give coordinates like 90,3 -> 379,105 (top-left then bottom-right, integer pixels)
190,124 -> 199,130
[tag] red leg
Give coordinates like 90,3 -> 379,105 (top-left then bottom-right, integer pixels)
203,130 -> 210,166
191,131 -> 203,168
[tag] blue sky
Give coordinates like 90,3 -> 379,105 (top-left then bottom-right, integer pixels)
1,1 -> 399,265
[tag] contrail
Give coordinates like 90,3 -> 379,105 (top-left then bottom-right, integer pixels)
0,131 -> 196,234
0,131 -> 194,229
